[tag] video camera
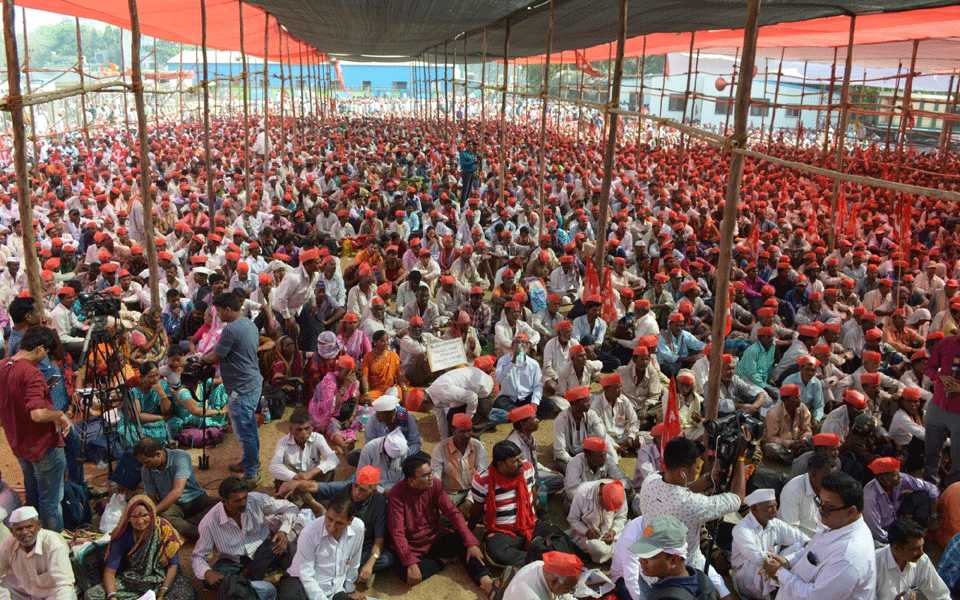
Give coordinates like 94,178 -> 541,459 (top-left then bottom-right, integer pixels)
181,356 -> 217,386
704,410 -> 764,487
78,291 -> 121,319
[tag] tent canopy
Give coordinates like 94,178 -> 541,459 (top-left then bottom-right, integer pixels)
10,0 -> 960,66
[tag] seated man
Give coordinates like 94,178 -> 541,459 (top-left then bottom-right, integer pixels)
553,387 -> 608,473
135,437 -> 219,541
779,452 -> 837,537
398,316 -> 439,387
358,429 -> 409,492
268,408 -> 339,488
821,389 -> 868,442
541,320 -> 575,399
388,456 -> 494,595
591,374 -> 640,454
568,479 -> 627,564
430,414 -> 488,514
718,354 -> 768,417
192,477 -> 297,600
656,313 -> 706,377
502,551 -> 582,600
789,432 -> 841,478
555,344 -> 602,407
761,384 -> 813,464
563,437 -> 629,503
633,423 -> 666,494
364,394 -> 422,457
863,456 -> 939,544
731,489 -> 809,600
469,441 -> 569,568
277,495 -> 364,600
505,404 -> 565,497
494,333 -> 553,420
875,518 -> 951,600
494,301 -> 540,357
0,507 -> 75,600
618,345 -> 666,420
277,466 -> 393,586
625,515 -> 720,600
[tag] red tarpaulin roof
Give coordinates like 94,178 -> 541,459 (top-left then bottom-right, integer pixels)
14,0 -> 322,64
515,6 -> 960,72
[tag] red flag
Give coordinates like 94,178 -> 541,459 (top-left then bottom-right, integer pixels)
661,378 -> 682,467
724,293 -> 732,337
583,257 -> 602,300
334,60 -> 349,93
575,51 -> 603,78
899,197 -> 912,248
111,139 -> 127,164
746,225 -> 760,261
836,193 -> 846,236
601,267 -> 619,324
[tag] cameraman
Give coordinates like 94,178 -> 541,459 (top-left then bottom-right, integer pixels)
637,436 -> 746,598
202,291 -> 264,481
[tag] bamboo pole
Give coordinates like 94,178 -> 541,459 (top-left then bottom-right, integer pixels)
481,30 -> 487,150
239,1 -> 251,204
285,35 -> 296,153
767,49 -> 785,143
178,43 -> 184,124
263,17 -> 270,159
450,39 -> 455,142
937,73 -> 955,154
463,33 -> 468,131
637,36 -> 647,141
119,27 -> 132,142
536,0 -> 555,239
277,27 -> 285,156
499,19 -> 509,207
796,60 -> 807,146
827,16 -> 857,254
2,0 -> 42,309
75,18 -> 93,183
126,0 -> 160,309
724,48 -> 739,135
20,9 -> 37,164
592,0 -> 627,275
677,33 -> 696,175
153,39 -> 160,126
704,0 -> 762,421
822,49 -> 838,158
894,40 -> 920,182
200,0 -> 215,223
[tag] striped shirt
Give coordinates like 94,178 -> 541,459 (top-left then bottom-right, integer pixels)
469,462 -> 536,528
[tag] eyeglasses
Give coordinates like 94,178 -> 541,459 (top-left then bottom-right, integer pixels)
814,495 -> 850,515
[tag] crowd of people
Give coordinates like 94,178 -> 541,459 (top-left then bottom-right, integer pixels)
0,106 -> 957,600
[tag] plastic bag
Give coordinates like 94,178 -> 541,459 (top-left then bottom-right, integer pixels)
100,493 -> 128,534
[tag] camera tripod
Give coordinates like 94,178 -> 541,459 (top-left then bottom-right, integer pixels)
181,374 -> 212,471
76,317 -> 143,480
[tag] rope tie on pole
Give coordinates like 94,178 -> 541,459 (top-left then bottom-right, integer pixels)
724,132 -> 748,152
4,94 -> 22,111
131,80 -> 144,93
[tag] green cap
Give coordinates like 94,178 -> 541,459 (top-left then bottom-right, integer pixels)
628,515 -> 688,559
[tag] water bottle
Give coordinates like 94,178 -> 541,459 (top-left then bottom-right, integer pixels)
516,349 -> 526,364
538,482 -> 548,507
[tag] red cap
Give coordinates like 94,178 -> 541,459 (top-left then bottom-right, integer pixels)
868,456 -> 900,475
508,404 -> 537,422
582,437 -> 606,453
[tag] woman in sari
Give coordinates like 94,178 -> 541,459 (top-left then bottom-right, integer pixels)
337,313 -> 371,363
167,378 -> 229,437
130,307 -> 168,366
121,361 -> 172,446
271,335 -> 306,404
86,495 -> 194,600
304,331 -> 342,395
310,355 -> 362,453
361,329 -> 405,403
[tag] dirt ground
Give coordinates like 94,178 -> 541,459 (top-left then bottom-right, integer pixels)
0,390 -> 628,600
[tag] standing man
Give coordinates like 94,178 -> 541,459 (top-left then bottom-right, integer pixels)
272,248 -> 322,346
458,140 -> 479,205
0,506 -> 75,600
762,472 -> 876,600
203,292 -> 264,481
0,327 -> 69,532
924,333 -> 960,485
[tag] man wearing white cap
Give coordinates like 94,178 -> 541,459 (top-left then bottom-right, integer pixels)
731,489 -> 809,600
357,429 -> 409,492
365,394 -> 422,457
0,507 -> 75,600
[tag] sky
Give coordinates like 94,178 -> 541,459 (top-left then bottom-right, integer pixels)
20,7 -> 106,32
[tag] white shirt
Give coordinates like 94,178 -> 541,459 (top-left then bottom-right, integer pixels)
638,473 -> 742,569
424,366 -> 494,417
776,517 -> 876,600
493,317 -> 541,357
874,545 -> 949,600
0,529 -> 75,600
272,264 -> 320,320
286,515 -> 364,600
778,472 -> 823,538
590,393 -> 640,443
502,561 -> 555,600
568,479 -> 628,540
552,408 -> 607,466
611,516 -> 648,600
731,512 -> 809,599
541,336 -> 573,381
192,493 -> 298,579
268,432 -> 339,482
50,302 -> 84,344
888,409 -> 925,446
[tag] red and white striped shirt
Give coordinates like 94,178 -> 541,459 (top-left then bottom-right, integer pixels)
469,461 -> 536,528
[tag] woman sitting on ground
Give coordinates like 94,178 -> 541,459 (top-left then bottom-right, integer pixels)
121,361 -> 172,446
86,495 -> 195,600
361,329 -> 406,403
310,354 -> 363,453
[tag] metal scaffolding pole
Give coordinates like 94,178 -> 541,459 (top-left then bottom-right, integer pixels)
127,0 -> 160,309
2,0 -> 42,308
704,0 -> 762,420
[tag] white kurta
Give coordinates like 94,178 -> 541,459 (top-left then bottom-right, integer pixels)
731,512 -> 808,599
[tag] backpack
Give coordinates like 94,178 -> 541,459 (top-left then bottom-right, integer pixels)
524,526 -> 586,565
261,386 -> 288,421
76,417 -> 124,465
177,426 -> 226,449
216,573 -> 260,600
648,569 -> 720,600
62,482 -> 91,530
